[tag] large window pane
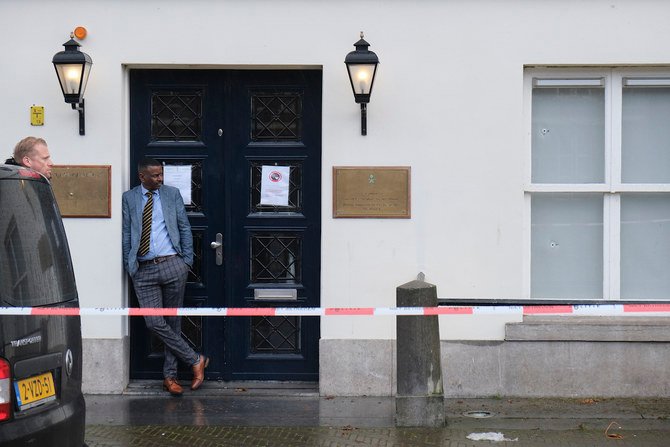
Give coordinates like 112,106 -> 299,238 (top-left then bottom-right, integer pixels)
532,88 -> 605,183
622,87 -> 670,183
531,193 -> 603,298
0,180 -> 77,306
621,194 -> 670,299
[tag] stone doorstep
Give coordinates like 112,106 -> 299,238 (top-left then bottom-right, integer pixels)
123,379 -> 319,397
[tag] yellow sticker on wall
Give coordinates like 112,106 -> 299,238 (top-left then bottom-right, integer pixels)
30,105 -> 44,126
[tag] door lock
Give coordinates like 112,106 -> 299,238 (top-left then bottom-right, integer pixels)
210,233 -> 223,265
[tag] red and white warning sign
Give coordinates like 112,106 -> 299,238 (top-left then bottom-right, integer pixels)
260,165 -> 290,206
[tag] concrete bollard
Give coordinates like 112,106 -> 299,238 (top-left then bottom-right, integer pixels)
395,278 -> 446,427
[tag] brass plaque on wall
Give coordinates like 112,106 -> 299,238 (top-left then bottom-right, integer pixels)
51,165 -> 112,218
333,166 -> 411,218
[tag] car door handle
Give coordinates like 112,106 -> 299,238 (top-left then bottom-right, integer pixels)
210,233 -> 223,265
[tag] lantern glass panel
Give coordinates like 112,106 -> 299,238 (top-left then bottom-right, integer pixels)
55,63 -> 84,95
54,62 -> 91,101
347,64 -> 377,95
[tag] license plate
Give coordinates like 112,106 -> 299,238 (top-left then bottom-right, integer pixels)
14,372 -> 56,410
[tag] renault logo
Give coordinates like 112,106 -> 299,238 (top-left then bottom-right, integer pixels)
65,349 -> 74,377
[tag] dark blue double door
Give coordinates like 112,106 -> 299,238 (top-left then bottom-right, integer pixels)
129,69 -> 321,381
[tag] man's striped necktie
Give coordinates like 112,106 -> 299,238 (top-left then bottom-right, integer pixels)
139,191 -> 153,256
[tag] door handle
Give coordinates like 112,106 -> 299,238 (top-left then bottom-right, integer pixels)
210,233 -> 223,266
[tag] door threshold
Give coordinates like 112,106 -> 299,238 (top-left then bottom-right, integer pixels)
124,380 -> 319,397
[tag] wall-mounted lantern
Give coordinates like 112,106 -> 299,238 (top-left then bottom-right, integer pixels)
52,31 -> 92,136
344,32 -> 379,136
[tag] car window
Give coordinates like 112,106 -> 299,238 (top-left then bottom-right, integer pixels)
0,178 -> 77,306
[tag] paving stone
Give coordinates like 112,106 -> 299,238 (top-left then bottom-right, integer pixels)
85,425 -> 670,446
84,393 -> 670,446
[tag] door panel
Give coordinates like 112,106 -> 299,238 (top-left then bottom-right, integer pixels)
129,69 -> 321,381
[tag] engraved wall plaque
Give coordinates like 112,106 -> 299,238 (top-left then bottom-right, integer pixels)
333,166 -> 411,218
51,165 -> 112,218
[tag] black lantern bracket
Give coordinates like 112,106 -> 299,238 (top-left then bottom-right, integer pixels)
72,99 -> 85,136
52,33 -> 92,136
344,32 -> 379,136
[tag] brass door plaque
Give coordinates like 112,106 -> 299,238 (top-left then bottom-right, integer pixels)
51,165 -> 112,218
333,166 -> 411,218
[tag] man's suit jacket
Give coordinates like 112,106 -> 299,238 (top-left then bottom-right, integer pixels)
122,184 -> 193,276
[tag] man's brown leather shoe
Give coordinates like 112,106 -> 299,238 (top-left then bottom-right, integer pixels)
163,377 -> 183,396
191,354 -> 209,390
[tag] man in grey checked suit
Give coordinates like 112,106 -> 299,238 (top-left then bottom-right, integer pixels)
122,157 -> 209,396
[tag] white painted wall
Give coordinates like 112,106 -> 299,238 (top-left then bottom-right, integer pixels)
2,0 -> 670,344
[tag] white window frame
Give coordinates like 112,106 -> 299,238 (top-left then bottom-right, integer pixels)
523,67 -> 670,300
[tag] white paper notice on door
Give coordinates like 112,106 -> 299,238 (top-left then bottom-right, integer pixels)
163,164 -> 192,205
260,165 -> 290,206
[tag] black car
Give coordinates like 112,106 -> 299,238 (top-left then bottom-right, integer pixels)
0,164 -> 86,446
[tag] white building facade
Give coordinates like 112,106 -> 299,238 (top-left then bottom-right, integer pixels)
2,0 -> 669,397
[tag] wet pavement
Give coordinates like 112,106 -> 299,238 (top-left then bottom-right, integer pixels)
85,382 -> 670,446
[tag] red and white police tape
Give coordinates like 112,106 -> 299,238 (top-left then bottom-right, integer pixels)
1,304 -> 670,317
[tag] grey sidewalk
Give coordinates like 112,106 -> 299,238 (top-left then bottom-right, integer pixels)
85,382 -> 670,446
